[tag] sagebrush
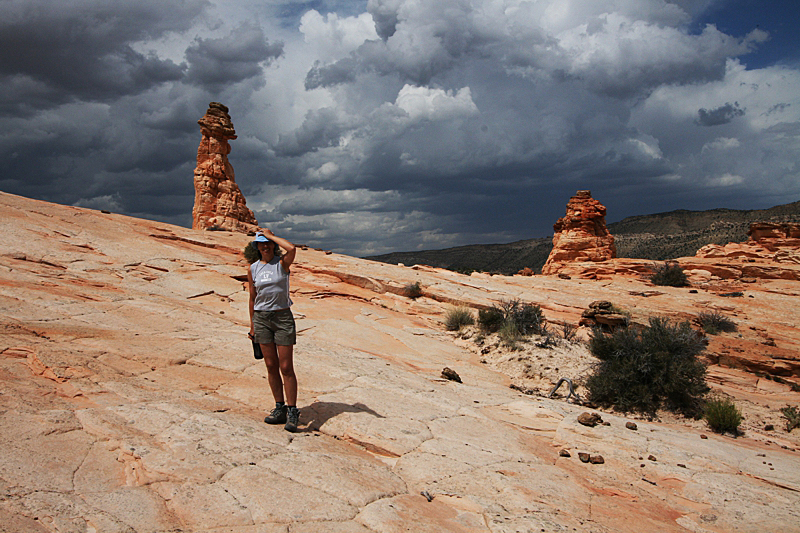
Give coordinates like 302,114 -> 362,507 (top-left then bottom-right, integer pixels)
704,397 -> 743,434
696,311 -> 737,335
650,261 -> 688,287
586,317 -> 709,416
478,300 -> 546,337
404,281 -> 423,299
781,406 -> 800,432
444,306 -> 474,331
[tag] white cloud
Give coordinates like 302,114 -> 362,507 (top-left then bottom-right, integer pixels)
709,173 -> 744,186
394,84 -> 479,122
300,10 -> 379,61
702,137 -> 741,153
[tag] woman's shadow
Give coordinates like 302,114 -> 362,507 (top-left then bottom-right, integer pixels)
301,401 -> 383,432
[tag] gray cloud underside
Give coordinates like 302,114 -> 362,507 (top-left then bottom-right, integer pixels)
0,0 -> 798,257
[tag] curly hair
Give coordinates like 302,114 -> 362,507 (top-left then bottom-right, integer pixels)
244,240 -> 283,264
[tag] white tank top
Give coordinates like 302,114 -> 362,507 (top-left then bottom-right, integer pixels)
251,258 -> 293,311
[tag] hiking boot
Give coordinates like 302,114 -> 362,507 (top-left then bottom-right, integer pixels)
264,403 -> 287,424
284,406 -> 300,433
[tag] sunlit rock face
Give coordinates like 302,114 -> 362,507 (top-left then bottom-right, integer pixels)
696,222 -> 800,264
192,102 -> 258,233
542,190 -> 616,275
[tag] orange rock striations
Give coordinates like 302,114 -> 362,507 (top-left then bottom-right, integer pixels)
696,222 -> 800,264
192,102 -> 258,233
542,190 -> 616,275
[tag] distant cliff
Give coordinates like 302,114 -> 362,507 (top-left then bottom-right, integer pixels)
366,200 -> 800,274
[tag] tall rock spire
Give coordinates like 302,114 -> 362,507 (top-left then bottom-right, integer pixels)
542,190 -> 616,275
192,102 -> 259,233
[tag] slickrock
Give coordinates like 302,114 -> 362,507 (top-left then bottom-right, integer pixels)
542,190 -> 616,275
697,222 -> 800,265
192,102 -> 259,233
1,190 -> 800,533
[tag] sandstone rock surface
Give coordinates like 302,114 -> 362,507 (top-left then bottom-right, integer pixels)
1,191 -> 800,533
542,190 -> 616,275
697,222 -> 800,265
192,102 -> 258,233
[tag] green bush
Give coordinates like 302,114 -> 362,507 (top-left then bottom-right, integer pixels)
704,397 -> 743,434
404,281 -> 423,299
586,317 -> 709,416
650,261 -> 688,287
478,300 -> 546,337
444,306 -> 475,331
478,307 -> 505,333
696,311 -> 737,335
498,321 -> 523,350
781,406 -> 800,432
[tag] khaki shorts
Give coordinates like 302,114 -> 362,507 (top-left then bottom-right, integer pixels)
253,308 -> 296,345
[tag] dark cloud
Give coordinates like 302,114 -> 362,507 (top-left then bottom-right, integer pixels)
305,57 -> 359,90
696,102 -> 746,126
0,0 -> 209,111
185,22 -> 284,90
274,108 -> 353,157
0,0 -> 798,258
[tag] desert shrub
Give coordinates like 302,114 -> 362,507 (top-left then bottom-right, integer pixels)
650,261 -> 688,287
560,322 -> 578,343
243,242 -> 260,263
404,281 -> 423,299
696,311 -> 737,335
535,326 -> 558,348
781,406 -> 800,432
585,317 -> 709,416
704,397 -> 743,434
444,306 -> 474,331
478,307 -> 506,333
498,321 -> 523,350
502,300 -> 546,335
479,300 -> 546,337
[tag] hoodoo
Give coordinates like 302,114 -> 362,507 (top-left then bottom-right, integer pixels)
542,190 -> 616,275
192,102 -> 259,233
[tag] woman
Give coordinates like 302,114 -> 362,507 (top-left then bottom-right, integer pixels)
247,229 -> 299,432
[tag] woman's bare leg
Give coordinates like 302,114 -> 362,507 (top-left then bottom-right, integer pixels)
276,344 -> 297,406
260,343 -> 284,403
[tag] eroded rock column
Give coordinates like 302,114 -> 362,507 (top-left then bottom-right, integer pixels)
542,190 -> 616,275
192,102 -> 259,233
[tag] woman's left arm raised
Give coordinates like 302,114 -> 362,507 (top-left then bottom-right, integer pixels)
261,228 -> 296,271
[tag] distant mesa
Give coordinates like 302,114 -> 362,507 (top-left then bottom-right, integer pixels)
192,102 -> 259,233
542,190 -> 616,275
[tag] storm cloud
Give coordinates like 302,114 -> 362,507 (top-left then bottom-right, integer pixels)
1,0 -> 798,256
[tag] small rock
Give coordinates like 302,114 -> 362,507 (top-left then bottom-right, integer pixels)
648,455 -> 657,462
602,422 -> 611,426
441,367 -> 462,383
578,453 -> 590,463
577,412 -> 603,427
765,424 -> 774,431
589,455 -> 604,464
700,434 -> 708,439
559,449 -> 571,458
101,209 -> 111,214
689,289 -> 698,293
420,490 -> 433,502
677,463 -> 686,468
558,273 -> 571,279
626,422 -> 638,431
757,453 -> 766,457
